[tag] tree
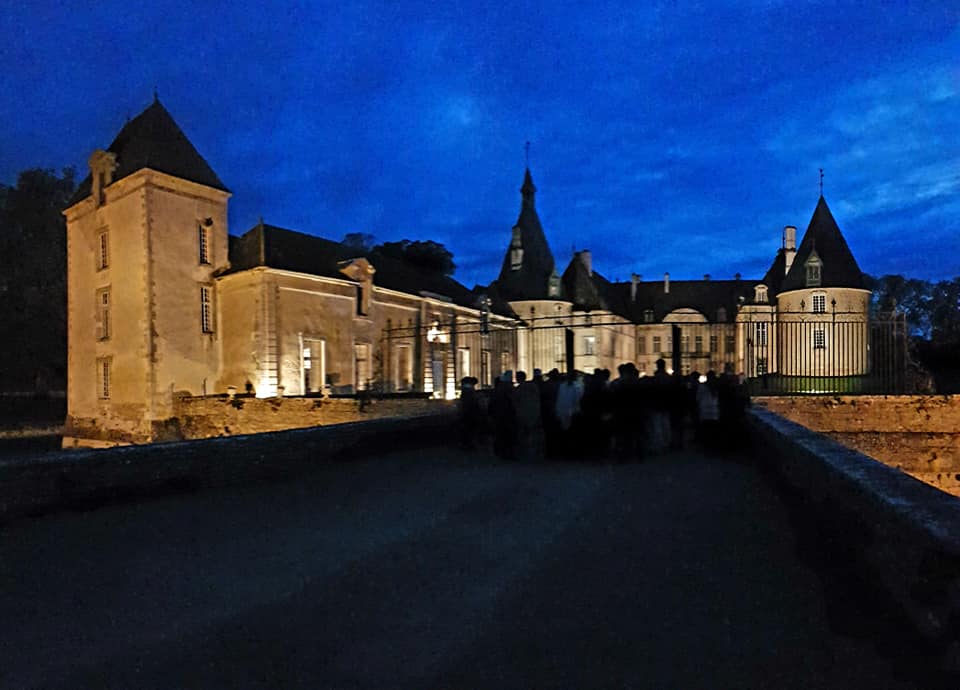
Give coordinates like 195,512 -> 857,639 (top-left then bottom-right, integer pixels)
341,232 -> 375,252
372,239 -> 456,277
0,167 -> 76,392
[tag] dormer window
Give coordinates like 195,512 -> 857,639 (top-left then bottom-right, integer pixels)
805,255 -> 822,287
88,149 -> 117,208
643,309 -> 654,323
548,271 -> 560,297
510,226 -> 523,271
754,285 -> 768,303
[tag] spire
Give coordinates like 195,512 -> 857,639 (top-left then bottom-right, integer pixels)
521,167 -> 537,205
780,195 -> 866,292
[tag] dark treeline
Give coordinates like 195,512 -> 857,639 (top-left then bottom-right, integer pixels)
0,168 -> 75,394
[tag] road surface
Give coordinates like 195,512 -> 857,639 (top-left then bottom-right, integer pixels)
0,444 -> 917,688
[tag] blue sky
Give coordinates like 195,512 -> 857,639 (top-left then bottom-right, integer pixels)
2,1 -> 958,285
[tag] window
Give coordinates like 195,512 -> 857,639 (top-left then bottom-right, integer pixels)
583,335 -> 596,356
755,322 -> 768,346
198,223 -> 210,264
303,338 -> 326,394
548,272 -> 560,297
481,350 -> 492,387
97,357 -> 111,399
725,335 -> 735,354
757,357 -> 768,375
643,309 -> 654,323
638,362 -> 646,374
812,293 -> 826,313
637,335 -> 647,355
695,335 -> 703,353
653,336 -> 661,354
96,229 -> 109,270
199,286 -> 214,333
96,288 -> 111,340
710,335 -> 718,353
355,343 -> 371,391
510,226 -> 523,270
681,335 -> 690,353
457,347 -> 471,379
754,285 -> 768,303
394,344 -> 412,391
806,258 -> 822,287
813,329 -> 826,349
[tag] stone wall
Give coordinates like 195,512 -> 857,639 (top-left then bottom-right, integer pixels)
2,411 -> 455,523
748,408 -> 960,680
757,396 -> 960,495
172,394 -> 448,441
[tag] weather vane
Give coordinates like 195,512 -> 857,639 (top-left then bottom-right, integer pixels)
819,168 -> 824,196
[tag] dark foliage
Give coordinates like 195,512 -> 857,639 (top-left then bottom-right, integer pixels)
0,168 -> 76,393
372,239 -> 456,277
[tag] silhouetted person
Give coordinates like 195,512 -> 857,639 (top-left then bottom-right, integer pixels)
490,371 -> 516,459
541,368 -> 562,457
649,359 -> 672,453
718,363 -> 750,450
513,370 -> 544,461
555,371 -> 583,457
696,370 -> 721,449
458,376 -> 482,450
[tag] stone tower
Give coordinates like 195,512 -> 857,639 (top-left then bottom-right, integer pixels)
62,99 -> 231,445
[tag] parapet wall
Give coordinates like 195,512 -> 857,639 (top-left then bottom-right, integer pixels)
172,395 -> 445,440
2,410 -> 455,523
748,408 -> 960,678
757,396 -> 960,495
64,395 -> 448,446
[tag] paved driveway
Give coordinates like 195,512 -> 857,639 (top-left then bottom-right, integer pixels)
0,445 -> 916,688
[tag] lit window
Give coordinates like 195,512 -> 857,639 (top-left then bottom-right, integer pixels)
638,336 -> 647,355
198,223 -> 210,264
812,293 -> 826,313
355,343 -> 371,391
695,335 -> 703,353
681,335 -> 690,353
97,357 -> 111,399
755,322 -> 768,346
584,335 -> 596,356
754,285 -> 768,303
643,309 -> 654,323
200,286 -> 213,333
806,259 -> 822,287
652,336 -> 661,353
96,229 -> 109,270
710,335 -> 718,353
96,288 -> 111,340
725,335 -> 735,353
813,329 -> 826,349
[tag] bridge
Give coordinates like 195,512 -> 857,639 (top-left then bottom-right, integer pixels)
1,410 -> 958,688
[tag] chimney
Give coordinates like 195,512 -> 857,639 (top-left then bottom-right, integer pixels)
703,274 -> 711,281
783,225 -> 797,275
580,250 -> 592,276
630,273 -> 640,301
664,272 -> 670,294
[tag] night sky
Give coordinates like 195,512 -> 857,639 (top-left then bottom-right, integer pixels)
2,1 -> 958,286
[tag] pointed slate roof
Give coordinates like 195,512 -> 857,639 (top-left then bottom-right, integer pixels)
227,224 -> 513,316
494,168 -> 559,301
561,253 -> 607,311
69,99 -> 228,205
780,196 -> 867,292
760,250 -> 787,296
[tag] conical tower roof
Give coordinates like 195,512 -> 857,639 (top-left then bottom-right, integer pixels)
69,98 -> 228,205
495,168 -> 559,301
781,196 -> 866,292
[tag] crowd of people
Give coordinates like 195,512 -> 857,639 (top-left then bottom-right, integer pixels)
458,359 -> 750,462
